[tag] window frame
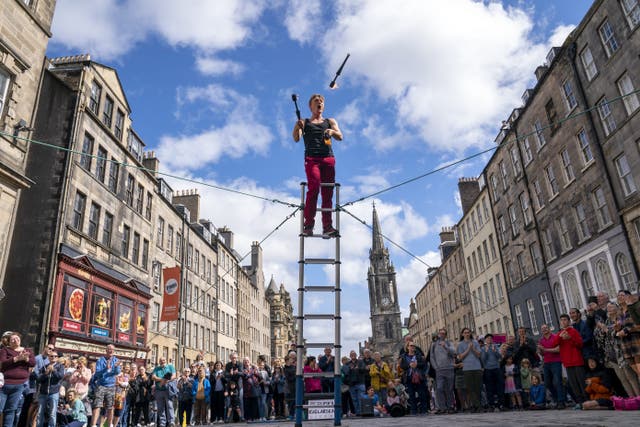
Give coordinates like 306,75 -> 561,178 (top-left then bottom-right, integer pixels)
598,20 -> 619,58
580,46 -> 597,81
614,153 -> 637,197
88,202 -> 101,240
617,73 -> 640,115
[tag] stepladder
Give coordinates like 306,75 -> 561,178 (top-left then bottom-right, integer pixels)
295,181 -> 342,427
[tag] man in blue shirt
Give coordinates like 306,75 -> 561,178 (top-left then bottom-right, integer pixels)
91,344 -> 121,427
152,357 -> 176,427
570,308 -> 594,360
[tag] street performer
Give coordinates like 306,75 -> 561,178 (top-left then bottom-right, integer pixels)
292,94 -> 343,237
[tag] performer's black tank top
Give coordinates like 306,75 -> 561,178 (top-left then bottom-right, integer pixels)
303,118 -> 334,158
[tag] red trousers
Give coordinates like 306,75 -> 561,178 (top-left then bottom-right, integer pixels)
304,156 -> 335,229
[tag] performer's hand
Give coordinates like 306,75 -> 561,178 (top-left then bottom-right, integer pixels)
296,119 -> 304,130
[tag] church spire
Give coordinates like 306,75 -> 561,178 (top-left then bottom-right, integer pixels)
372,202 -> 385,253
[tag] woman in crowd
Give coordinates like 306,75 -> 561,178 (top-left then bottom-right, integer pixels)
369,351 -> 393,402
69,357 -> 92,401
340,357 -> 355,417
457,328 -> 483,412
177,368 -> 194,427
303,356 -> 322,394
60,389 -> 87,427
270,365 -> 286,419
131,365 -> 153,426
399,342 -> 428,415
582,358 -> 614,410
0,332 -> 36,427
241,358 -> 260,422
595,301 -> 640,397
192,367 -> 210,425
616,290 -> 640,377
113,363 -> 130,427
209,361 -> 226,424
256,359 -> 270,421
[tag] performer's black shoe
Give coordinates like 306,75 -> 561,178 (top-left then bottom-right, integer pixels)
322,227 -> 339,238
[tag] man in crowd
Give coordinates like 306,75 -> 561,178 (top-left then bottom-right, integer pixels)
361,349 -> 374,390
513,327 -> 538,367
35,351 -> 64,427
553,314 -> 587,409
537,324 -> 565,408
318,347 -> 334,393
91,344 -> 121,427
33,343 -> 58,427
429,329 -> 455,414
343,351 -> 366,416
481,334 -> 503,412
151,357 -> 176,427
569,307 -> 594,360
225,352 -> 243,418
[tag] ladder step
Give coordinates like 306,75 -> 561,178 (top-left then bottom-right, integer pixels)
304,286 -> 335,292
304,314 -> 335,320
302,372 -> 335,378
305,342 -> 334,348
319,182 -> 339,187
304,258 -> 336,264
317,207 -> 334,212
303,392 -> 336,400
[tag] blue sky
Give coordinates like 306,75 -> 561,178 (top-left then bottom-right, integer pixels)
48,0 -> 594,354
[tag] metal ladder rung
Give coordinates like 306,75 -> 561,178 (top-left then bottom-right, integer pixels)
317,207 -> 334,212
304,286 -> 335,292
302,372 -> 334,378
319,182 -> 339,187
304,314 -> 335,320
302,392 -> 336,400
303,258 -> 336,264
304,342 -> 334,348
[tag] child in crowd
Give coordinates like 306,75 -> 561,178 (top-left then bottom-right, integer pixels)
384,386 -> 405,417
504,356 -> 523,410
362,386 -> 384,417
528,374 -> 546,410
225,381 -> 242,422
392,378 -> 409,409
520,358 -> 532,405
583,358 -> 614,410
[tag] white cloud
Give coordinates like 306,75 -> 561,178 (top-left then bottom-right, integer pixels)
51,0 -> 268,64
158,85 -> 272,169
321,0 -> 568,152
396,250 -> 441,297
195,56 -> 245,76
549,24 -> 576,47
283,0 -> 323,44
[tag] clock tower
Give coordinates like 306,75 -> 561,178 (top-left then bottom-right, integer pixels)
366,204 -> 403,360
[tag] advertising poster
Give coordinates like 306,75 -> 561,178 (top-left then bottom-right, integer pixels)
160,267 -> 181,321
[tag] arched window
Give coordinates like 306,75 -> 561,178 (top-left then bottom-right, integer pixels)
554,282 -> 565,315
616,253 -> 634,290
581,271 -> 595,298
595,259 -> 616,296
564,273 -> 582,309
384,319 -> 393,339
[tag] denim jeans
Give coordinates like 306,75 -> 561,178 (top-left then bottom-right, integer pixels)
483,368 -> 504,407
348,383 -> 365,415
2,383 -> 25,427
543,361 -> 565,404
37,393 -> 59,427
435,369 -> 455,410
154,389 -> 174,427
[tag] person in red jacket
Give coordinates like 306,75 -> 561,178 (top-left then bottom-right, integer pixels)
552,314 -> 587,408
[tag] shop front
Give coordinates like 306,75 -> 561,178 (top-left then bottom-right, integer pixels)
48,245 -> 151,363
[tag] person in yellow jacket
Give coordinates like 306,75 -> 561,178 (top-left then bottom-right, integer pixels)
369,352 -> 394,402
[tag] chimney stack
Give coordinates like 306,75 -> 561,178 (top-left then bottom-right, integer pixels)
218,226 -> 234,250
458,177 -> 480,215
142,151 -> 159,176
173,189 -> 200,223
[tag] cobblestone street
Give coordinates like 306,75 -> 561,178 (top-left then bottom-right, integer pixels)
239,409 -> 639,426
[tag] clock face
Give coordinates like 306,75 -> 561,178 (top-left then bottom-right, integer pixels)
381,296 -> 391,306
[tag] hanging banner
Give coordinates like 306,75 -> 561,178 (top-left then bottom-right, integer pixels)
160,267 -> 181,321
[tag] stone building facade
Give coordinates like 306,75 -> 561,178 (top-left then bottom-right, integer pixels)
215,227 -> 239,362
458,178 -> 512,337
145,186 -> 219,370
366,205 -> 403,360
1,56 -> 155,359
0,0 -> 56,298
241,242 -> 271,363
266,278 -> 295,361
438,227 -> 474,339
569,0 -> 640,290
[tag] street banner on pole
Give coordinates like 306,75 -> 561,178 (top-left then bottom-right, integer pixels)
160,267 -> 181,321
